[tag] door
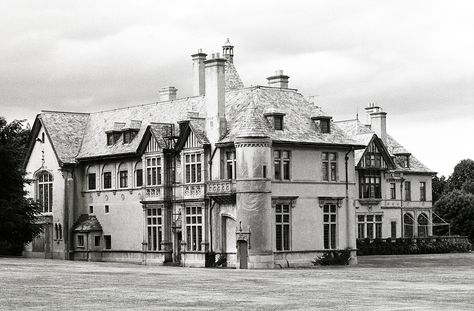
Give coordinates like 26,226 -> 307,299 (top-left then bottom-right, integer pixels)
174,230 -> 182,263
238,241 -> 248,269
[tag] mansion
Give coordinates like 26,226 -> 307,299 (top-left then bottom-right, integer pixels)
23,39 -> 435,268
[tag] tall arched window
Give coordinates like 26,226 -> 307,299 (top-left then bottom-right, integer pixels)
37,171 -> 53,212
403,213 -> 414,238
418,213 -> 428,237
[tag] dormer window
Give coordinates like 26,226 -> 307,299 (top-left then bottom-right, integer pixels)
396,154 -> 411,168
106,133 -> 114,146
274,115 -> 283,130
311,116 -> 332,134
264,110 -> 286,131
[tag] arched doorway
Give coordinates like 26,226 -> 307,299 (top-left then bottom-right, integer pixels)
403,213 -> 414,238
418,213 -> 428,237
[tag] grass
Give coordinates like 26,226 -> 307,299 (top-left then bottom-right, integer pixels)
0,253 -> 473,310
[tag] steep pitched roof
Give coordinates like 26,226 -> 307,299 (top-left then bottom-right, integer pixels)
225,61 -> 244,91
335,119 -> 434,174
236,92 -> 270,138
73,214 -> 103,232
76,97 -> 205,160
35,111 -> 89,165
221,87 -> 361,146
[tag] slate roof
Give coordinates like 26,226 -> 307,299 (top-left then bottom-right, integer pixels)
73,214 -> 103,232
221,87 -> 361,146
225,61 -> 244,91
76,97 -> 205,159
189,118 -> 210,144
149,123 -> 174,149
335,119 -> 434,174
39,111 -> 89,164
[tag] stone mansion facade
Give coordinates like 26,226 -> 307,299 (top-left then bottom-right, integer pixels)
23,39 -> 435,268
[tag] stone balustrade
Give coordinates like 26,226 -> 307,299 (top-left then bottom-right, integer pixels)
207,180 -> 235,195
183,184 -> 205,199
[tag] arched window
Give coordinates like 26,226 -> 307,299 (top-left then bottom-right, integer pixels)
102,164 -> 113,189
403,213 -> 414,238
86,165 -> 98,190
135,161 -> 143,187
418,213 -> 429,237
117,163 -> 128,188
37,171 -> 53,212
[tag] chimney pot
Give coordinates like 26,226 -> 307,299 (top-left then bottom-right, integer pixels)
159,86 -> 178,101
267,70 -> 290,89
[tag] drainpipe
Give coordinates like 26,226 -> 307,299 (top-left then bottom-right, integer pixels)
345,147 -> 356,264
209,201 -> 216,253
400,174 -> 405,238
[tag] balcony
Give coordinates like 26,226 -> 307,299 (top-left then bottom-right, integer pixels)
183,184 -> 205,200
142,186 -> 164,201
207,180 -> 236,204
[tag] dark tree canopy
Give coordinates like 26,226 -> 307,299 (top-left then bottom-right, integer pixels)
434,190 -> 474,242
432,175 -> 448,204
448,159 -> 474,191
0,117 -> 43,255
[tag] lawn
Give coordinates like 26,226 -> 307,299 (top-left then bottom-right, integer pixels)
0,253 -> 473,310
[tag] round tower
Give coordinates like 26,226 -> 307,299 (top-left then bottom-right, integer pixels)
222,38 -> 234,63
234,94 -> 273,268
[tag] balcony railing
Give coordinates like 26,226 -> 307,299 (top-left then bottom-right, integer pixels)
207,180 -> 235,195
183,184 -> 205,200
143,186 -> 164,201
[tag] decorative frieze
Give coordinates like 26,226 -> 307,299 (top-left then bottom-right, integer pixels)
183,184 -> 205,199
234,142 -> 270,148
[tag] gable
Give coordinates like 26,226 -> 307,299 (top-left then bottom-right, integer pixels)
184,130 -> 202,149
357,136 -> 395,170
175,121 -> 208,152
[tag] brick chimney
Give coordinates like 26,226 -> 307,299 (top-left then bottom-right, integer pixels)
204,53 -> 227,143
191,49 -> 207,96
159,86 -> 177,101
267,70 -> 289,88
367,103 -> 387,143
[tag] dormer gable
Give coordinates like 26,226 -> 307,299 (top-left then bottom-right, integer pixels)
175,119 -> 209,152
137,123 -> 175,155
357,135 -> 395,170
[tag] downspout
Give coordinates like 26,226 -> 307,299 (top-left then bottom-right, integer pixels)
345,147 -> 356,264
209,201 -> 216,253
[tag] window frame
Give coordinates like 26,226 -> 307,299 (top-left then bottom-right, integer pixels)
37,171 -> 53,213
323,204 -> 337,249
119,170 -> 128,188
420,182 -> 426,201
77,235 -> 85,248
103,171 -> 112,189
322,152 -> 337,181
146,206 -> 163,251
404,181 -> 411,201
273,150 -> 291,181
274,115 -> 284,130
359,170 -> 382,199
225,150 -> 237,180
390,182 -> 396,200
146,156 -> 162,186
104,235 -> 112,250
185,205 -> 203,251
357,213 -> 383,239
184,152 -> 202,184
88,173 -> 96,190
275,203 -> 291,251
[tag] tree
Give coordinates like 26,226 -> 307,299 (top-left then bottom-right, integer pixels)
432,175 -> 448,204
434,190 -> 474,243
0,117 -> 43,255
448,159 -> 474,191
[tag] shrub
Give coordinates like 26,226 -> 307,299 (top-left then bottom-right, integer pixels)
313,249 -> 352,266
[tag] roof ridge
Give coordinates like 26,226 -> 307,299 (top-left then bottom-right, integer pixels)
41,110 -> 90,115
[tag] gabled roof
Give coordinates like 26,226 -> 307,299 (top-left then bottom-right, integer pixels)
73,214 -> 103,232
25,111 -> 90,167
335,119 -> 434,174
175,118 -> 210,151
76,97 -> 205,160
221,86 -> 362,147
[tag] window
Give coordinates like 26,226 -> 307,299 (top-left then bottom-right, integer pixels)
225,151 -> 237,179
263,165 -> 267,178
403,213 -> 414,238
123,131 -> 131,144
357,214 -> 382,239
275,204 -> 291,251
320,119 -> 330,133
119,170 -> 128,188
401,155 -> 410,168
322,152 -> 337,181
404,181 -> 411,201
94,236 -> 101,247
274,150 -> 290,180
420,182 -> 426,201
359,171 -> 381,199
185,206 -> 203,251
89,206 -> 93,214
104,235 -> 111,249
391,221 -> 397,239
185,153 -> 202,184
274,116 -> 283,130
323,204 -> 337,249
37,172 -> 53,213
105,205 -> 109,213
136,169 -> 143,187
390,183 -> 396,199
77,235 -> 84,247
107,133 -> 114,146
88,173 -> 96,190
147,207 -> 163,251
103,172 -> 112,189
146,157 -> 162,186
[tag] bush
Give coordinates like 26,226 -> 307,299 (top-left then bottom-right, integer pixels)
357,237 -> 472,256
313,249 -> 352,265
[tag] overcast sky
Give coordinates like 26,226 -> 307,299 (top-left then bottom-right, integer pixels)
1,0 -> 473,176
